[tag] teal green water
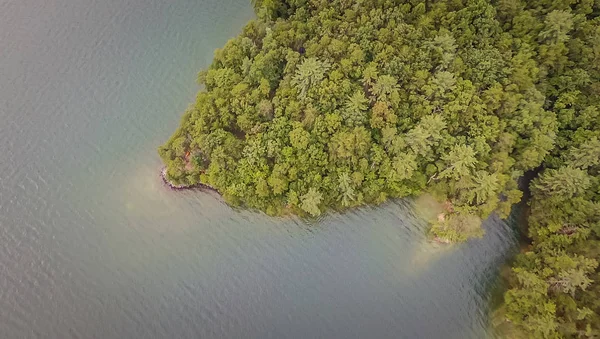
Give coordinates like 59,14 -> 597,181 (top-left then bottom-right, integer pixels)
0,1 -> 519,338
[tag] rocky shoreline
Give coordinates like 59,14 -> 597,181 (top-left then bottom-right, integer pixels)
160,167 -> 217,192
432,236 -> 451,244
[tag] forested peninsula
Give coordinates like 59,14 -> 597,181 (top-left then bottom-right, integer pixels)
159,0 -> 600,336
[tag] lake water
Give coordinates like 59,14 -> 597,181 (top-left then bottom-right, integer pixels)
0,1 -> 519,338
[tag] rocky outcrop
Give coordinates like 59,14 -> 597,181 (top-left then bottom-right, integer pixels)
160,167 -> 217,192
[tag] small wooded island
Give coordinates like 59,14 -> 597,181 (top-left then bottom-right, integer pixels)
159,0 -> 599,337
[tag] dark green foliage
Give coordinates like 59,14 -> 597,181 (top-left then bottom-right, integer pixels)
159,1 -> 600,336
160,0 -> 556,228
494,0 -> 600,337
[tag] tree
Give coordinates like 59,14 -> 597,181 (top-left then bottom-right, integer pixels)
531,167 -> 591,200
289,125 -> 310,150
470,171 -> 500,205
370,101 -> 397,129
439,144 -> 478,181
300,188 -> 323,216
550,268 -> 593,296
291,57 -> 331,100
338,172 -> 356,207
505,268 -> 559,339
567,138 -> 600,169
539,10 -> 574,44
427,34 -> 457,69
405,126 -> 432,157
431,71 -> 456,94
342,90 -> 369,126
371,75 -> 398,100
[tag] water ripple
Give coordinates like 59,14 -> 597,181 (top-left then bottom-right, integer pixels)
0,0 -> 519,338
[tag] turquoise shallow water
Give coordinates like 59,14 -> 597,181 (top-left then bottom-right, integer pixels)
0,1 -> 518,338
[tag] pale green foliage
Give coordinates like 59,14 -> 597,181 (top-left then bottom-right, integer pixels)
539,10 -> 574,44
393,152 -> 418,180
551,269 -> 593,296
432,71 -> 456,93
420,115 -> 447,137
342,90 -> 369,126
428,34 -> 457,68
439,144 -> 477,180
431,213 -> 483,242
405,126 -> 432,157
567,138 -> 600,169
289,126 -> 310,150
257,99 -> 274,119
338,172 -> 356,207
371,75 -> 398,100
300,188 -> 323,216
531,167 -> 591,199
505,268 -> 559,339
470,171 -> 500,205
361,63 -> 378,86
291,57 -> 331,100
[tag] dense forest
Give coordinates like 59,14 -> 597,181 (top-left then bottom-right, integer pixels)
159,0 -> 599,337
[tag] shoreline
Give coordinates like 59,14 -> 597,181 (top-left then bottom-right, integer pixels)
160,167 -> 218,192
160,167 -> 459,245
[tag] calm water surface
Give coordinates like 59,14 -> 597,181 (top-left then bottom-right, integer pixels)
0,1 -> 519,338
